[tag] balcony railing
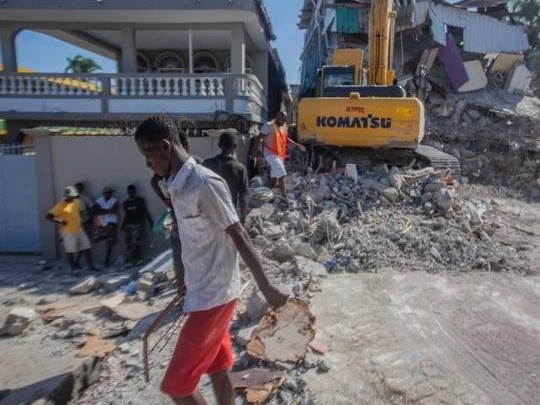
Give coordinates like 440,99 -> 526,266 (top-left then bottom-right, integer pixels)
0,72 -> 267,120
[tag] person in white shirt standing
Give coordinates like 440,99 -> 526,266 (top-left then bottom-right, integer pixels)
135,115 -> 288,405
92,186 -> 119,267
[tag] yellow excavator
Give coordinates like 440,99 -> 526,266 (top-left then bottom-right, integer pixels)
296,0 -> 460,175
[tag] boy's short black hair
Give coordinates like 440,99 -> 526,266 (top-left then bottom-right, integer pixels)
135,115 -> 180,145
218,131 -> 237,150
177,127 -> 189,150
127,184 -> 136,191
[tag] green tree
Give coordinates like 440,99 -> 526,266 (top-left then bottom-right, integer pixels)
65,54 -> 102,73
508,0 -> 540,49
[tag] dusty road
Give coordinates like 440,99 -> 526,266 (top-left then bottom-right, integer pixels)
304,192 -> 540,405
304,271 -> 540,404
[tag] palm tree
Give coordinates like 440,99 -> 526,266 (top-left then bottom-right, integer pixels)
65,55 -> 102,74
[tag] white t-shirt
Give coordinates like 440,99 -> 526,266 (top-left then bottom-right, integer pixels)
95,196 -> 118,226
167,158 -> 240,312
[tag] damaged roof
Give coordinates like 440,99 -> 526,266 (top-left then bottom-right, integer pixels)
454,0 -> 509,8
429,3 -> 529,53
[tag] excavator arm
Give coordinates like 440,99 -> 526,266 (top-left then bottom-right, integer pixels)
367,0 -> 397,85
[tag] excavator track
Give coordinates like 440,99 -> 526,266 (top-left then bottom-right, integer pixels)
305,144 -> 461,177
414,145 -> 461,178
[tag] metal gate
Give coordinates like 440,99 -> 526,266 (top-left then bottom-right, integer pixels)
0,144 -> 41,253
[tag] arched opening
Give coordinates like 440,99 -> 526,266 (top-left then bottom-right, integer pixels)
193,51 -> 219,73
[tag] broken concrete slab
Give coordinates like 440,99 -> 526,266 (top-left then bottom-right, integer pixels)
506,64 -> 533,95
109,302 -> 153,321
0,357 -> 101,405
0,307 -> 40,336
99,274 -> 133,293
229,368 -> 284,389
487,53 -> 524,75
247,299 -> 316,363
69,276 -> 100,295
99,292 -> 126,310
458,61 -> 488,93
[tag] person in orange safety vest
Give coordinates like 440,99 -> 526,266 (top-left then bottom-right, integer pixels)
256,111 -> 305,199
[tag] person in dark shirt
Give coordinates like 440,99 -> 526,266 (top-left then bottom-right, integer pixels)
203,132 -> 249,224
121,184 -> 153,266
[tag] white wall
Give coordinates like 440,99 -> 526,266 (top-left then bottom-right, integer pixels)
35,133 -> 252,260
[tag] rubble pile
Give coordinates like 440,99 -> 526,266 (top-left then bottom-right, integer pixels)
247,167 -> 531,275
425,91 -> 540,199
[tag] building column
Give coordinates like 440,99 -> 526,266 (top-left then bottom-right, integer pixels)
0,28 -> 19,73
230,24 -> 245,74
120,28 -> 137,73
188,29 -> 194,73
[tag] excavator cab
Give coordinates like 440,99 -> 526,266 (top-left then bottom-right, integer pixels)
316,66 -> 355,97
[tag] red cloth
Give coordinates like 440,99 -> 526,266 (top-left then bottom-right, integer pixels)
160,299 -> 237,398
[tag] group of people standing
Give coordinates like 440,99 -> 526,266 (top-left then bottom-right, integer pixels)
46,182 -> 153,272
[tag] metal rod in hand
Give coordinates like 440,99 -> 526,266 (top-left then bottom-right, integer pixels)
143,293 -> 184,382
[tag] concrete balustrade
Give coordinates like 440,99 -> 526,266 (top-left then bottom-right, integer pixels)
0,72 -> 266,120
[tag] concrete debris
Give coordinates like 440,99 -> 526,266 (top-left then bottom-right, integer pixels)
108,302 -> 153,321
0,307 -> 40,336
245,160 -> 535,273
69,276 -> 100,295
247,299 -> 316,363
100,274 -> 133,293
78,336 -> 117,358
293,256 -> 327,278
308,338 -> 328,355
246,290 -> 269,323
229,368 -> 284,389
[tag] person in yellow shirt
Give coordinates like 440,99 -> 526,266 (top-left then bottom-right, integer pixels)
46,186 -> 98,272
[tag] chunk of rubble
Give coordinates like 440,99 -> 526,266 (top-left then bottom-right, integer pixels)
230,367 -> 285,404
246,290 -> 269,323
230,367 -> 284,389
246,299 -> 316,363
292,256 -> 327,278
0,307 -> 40,336
69,276 -> 100,295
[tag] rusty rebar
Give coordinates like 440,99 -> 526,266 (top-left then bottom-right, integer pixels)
143,293 -> 184,382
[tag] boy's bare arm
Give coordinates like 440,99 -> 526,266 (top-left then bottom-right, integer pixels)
226,222 -> 288,308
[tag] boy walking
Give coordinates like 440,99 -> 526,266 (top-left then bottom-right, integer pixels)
135,116 -> 287,405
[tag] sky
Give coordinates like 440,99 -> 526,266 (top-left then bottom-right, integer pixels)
10,0 -> 305,85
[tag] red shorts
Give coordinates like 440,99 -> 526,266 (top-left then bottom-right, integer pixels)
160,299 -> 237,398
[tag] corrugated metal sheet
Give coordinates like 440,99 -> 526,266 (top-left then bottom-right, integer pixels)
429,3 -> 529,53
454,0 -> 508,8
336,6 -> 360,34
